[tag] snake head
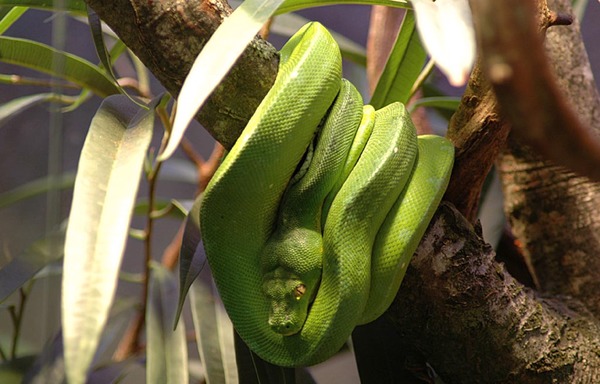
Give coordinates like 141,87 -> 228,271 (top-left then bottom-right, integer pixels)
262,267 -> 314,336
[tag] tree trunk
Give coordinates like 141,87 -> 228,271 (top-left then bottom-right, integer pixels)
498,0 -> 600,316
390,203 -> 600,384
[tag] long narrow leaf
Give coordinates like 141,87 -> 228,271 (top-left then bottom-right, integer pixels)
175,194 -> 205,325
408,96 -> 461,112
411,0 -> 475,86
189,278 -> 231,384
0,357 -> 36,384
62,95 -> 154,384
0,228 -> 65,303
0,93 -> 72,129
0,0 -> 86,14
0,36 -> 119,97
234,332 -> 297,384
276,0 -> 409,15
159,0 -> 285,161
370,11 -> 426,109
0,6 -> 27,35
230,0 -> 367,66
147,264 -> 189,384
572,0 -> 590,21
87,7 -> 144,107
270,12 -> 366,66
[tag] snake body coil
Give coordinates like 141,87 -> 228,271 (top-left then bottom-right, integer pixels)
201,22 -> 454,366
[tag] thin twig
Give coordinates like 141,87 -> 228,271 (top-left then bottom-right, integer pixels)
180,138 -> 225,194
259,17 -> 274,40
548,11 -> 573,26
9,289 -> 27,359
161,222 -> 186,271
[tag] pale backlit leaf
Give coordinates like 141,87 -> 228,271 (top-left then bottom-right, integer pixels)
411,0 -> 475,86
159,0 -> 285,161
62,95 -> 154,384
147,264 -> 188,384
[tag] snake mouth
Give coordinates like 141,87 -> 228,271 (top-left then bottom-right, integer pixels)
269,318 -> 302,336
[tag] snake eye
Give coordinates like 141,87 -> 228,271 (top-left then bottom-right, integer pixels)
294,284 -> 306,300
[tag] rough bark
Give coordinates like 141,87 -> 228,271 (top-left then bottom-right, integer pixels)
473,0 -> 600,181
499,0 -> 600,316
84,0 -> 600,381
391,203 -> 600,384
85,0 -> 278,149
445,61 -> 510,221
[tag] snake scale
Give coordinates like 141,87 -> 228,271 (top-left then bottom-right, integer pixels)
200,22 -> 454,367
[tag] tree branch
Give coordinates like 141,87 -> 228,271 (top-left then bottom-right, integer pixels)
498,0 -> 600,316
471,0 -> 600,182
85,0 -> 278,149
445,60 -> 510,221
390,203 -> 600,383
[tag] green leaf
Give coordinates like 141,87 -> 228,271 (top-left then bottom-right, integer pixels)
133,198 -> 188,221
0,172 -> 74,209
160,0 -> 286,161
234,333 -> 298,384
408,96 -> 461,112
231,0 -> 367,66
61,40 -> 129,113
87,7 -> 144,107
159,158 -> 198,184
24,302 -> 136,384
275,0 -> 409,15
62,95 -> 154,384
190,276 -> 238,384
370,11 -> 426,109
0,36 -> 120,97
0,228 -> 65,303
21,332 -> 65,384
271,12 -> 366,66
147,264 -> 189,384
572,0 -> 590,21
0,6 -> 27,35
175,194 -> 205,325
0,93 -> 72,129
0,356 -> 36,383
0,0 -> 86,14
0,8 -> 10,20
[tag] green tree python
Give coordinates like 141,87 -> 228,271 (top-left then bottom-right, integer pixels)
200,22 -> 454,367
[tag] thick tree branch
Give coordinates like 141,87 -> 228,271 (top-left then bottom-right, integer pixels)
85,0 -> 278,149
471,0 -> 600,182
499,0 -> 600,316
445,61 -> 510,221
390,203 -> 600,383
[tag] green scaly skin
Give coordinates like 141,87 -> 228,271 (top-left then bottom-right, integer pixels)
200,22 -> 454,367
